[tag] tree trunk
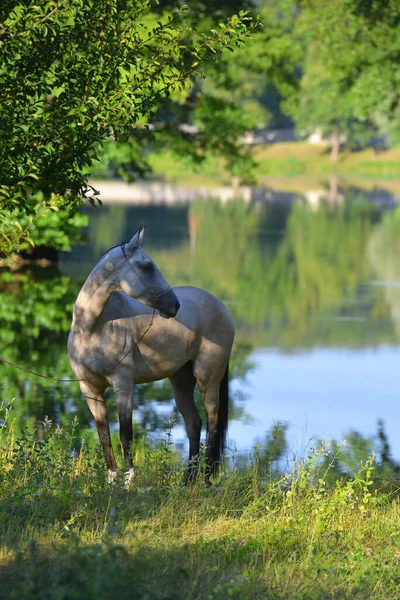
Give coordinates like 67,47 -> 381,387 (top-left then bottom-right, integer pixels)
329,174 -> 338,204
330,132 -> 340,164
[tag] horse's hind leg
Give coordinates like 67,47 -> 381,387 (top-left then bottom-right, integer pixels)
199,384 -> 220,483
169,362 -> 201,483
195,361 -> 229,484
80,382 -> 117,482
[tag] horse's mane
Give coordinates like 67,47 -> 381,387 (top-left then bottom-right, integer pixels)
93,244 -> 120,267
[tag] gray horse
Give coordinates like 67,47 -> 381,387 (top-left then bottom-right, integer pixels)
68,226 -> 235,483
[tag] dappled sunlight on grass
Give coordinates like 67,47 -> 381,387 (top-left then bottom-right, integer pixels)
2,414 -> 400,598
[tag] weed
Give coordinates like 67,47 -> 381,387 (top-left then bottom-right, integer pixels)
1,412 -> 400,598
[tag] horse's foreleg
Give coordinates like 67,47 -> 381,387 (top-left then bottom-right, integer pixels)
80,383 -> 117,481
112,370 -> 135,484
169,364 -> 200,484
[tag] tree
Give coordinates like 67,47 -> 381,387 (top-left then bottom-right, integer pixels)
80,1 -> 301,187
244,0 -> 400,160
286,0 -> 400,158
108,0 -> 269,183
299,0 -> 400,125
284,58 -> 377,163
0,1 -> 257,253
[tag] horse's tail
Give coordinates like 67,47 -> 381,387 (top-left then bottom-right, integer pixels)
207,362 -> 229,477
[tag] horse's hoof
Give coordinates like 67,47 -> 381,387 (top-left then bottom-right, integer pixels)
107,469 -> 118,484
124,468 -> 135,487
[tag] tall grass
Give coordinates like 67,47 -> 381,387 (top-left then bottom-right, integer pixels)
1,406 -> 400,599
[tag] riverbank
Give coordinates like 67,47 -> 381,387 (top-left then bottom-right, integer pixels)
89,142 -> 400,204
254,143 -> 400,180
1,420 -> 400,599
145,143 -> 400,190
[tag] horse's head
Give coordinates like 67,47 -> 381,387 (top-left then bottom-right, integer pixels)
117,226 -> 180,319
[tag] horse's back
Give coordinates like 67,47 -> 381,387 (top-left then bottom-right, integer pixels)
104,286 -> 233,331
103,286 -> 234,350
173,286 -> 234,347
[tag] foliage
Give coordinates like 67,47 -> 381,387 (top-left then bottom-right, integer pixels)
298,0 -> 400,126
227,0 -> 400,159
142,0 -> 266,180
1,415 -> 400,599
0,271 -> 88,436
286,55 -> 377,160
100,0 -> 302,181
90,137 -> 152,182
0,271 -> 78,341
1,203 -> 88,255
317,420 -> 400,487
0,1 -> 257,252
292,0 -> 400,150
128,0 -> 400,177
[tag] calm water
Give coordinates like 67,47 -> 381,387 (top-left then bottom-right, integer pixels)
2,183 -> 400,462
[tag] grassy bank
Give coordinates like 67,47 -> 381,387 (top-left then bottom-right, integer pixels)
254,144 -> 400,180
146,144 -> 400,191
1,416 -> 400,599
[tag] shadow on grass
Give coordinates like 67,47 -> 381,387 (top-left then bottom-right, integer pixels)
2,529 -> 396,600
1,535 -> 263,600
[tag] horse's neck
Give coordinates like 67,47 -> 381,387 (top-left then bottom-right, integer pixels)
73,264 -> 117,333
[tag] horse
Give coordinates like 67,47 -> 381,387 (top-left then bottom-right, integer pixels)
68,226 -> 235,484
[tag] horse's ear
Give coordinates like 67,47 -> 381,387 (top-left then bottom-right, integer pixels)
125,225 -> 146,253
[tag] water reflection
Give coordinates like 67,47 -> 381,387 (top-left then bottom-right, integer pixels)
2,189 -> 400,461
0,270 -> 87,436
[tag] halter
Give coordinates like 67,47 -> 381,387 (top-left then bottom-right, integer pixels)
0,242 -> 175,387
120,241 -> 173,306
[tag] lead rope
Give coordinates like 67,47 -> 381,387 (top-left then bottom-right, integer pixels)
0,242 -> 168,384
0,307 -> 156,383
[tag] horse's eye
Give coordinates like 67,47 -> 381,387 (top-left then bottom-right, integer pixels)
141,260 -> 154,271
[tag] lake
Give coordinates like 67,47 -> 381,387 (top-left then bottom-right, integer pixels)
2,180 -> 400,466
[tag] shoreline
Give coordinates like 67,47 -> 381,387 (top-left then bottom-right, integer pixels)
89,177 -> 400,208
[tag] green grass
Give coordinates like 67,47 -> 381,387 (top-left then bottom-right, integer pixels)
254,144 -> 400,179
1,413 -> 400,599
147,150 -> 231,187
144,144 -> 400,188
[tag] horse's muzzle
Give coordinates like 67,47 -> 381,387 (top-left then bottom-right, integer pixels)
156,290 -> 180,319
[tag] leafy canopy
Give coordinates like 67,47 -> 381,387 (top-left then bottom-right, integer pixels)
0,1 -> 257,252
281,0 -> 400,144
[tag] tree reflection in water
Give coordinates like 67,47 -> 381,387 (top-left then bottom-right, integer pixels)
233,419 -> 400,488
2,193 -> 400,461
